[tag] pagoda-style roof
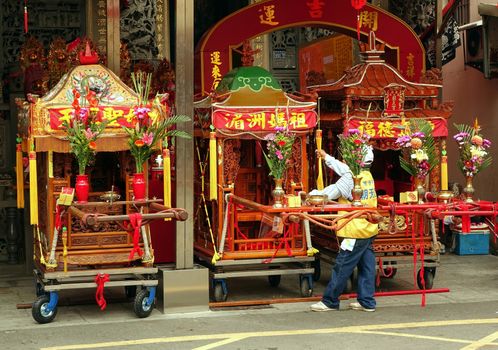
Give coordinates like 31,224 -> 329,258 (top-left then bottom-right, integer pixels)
306,32 -> 453,139
307,34 -> 441,99
28,64 -> 149,152
213,66 -> 316,109
196,66 -> 317,134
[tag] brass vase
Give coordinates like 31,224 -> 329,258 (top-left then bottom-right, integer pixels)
272,178 -> 285,208
414,176 -> 426,204
463,175 -> 475,203
351,175 -> 363,207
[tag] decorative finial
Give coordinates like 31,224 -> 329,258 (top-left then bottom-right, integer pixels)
473,117 -> 480,133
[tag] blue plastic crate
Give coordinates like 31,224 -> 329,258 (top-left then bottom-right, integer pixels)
454,232 -> 489,255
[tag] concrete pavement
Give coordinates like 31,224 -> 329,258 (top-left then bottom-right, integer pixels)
0,253 -> 496,332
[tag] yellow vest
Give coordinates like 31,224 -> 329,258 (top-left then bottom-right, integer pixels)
337,170 -> 378,239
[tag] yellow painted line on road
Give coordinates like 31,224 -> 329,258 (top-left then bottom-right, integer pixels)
40,318 -> 498,350
358,330 -> 482,345
192,336 -> 248,350
460,330 -> 498,350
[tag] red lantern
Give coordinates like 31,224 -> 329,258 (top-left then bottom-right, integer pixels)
351,0 -> 366,10
351,0 -> 367,41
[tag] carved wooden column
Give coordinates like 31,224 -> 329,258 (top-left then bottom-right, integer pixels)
107,0 -> 120,74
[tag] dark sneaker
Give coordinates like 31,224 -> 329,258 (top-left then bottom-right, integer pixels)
310,301 -> 338,312
349,302 -> 375,312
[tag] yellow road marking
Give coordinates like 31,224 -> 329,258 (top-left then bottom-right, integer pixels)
40,318 -> 498,350
460,331 -> 498,350
192,336 -> 248,350
359,330 -> 484,345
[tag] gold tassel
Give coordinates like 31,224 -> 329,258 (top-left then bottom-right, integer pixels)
29,144 -> 38,225
163,148 -> 171,208
209,132 -> 217,200
16,144 -> 24,208
48,150 -> 53,178
316,129 -> 324,190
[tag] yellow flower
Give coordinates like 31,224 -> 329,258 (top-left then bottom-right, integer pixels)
411,149 -> 428,162
148,110 -> 159,124
470,145 -> 486,158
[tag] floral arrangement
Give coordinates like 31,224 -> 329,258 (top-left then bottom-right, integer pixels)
338,128 -> 371,176
61,88 -> 108,175
117,72 -> 191,173
453,121 -> 492,177
263,126 -> 296,179
395,119 -> 437,180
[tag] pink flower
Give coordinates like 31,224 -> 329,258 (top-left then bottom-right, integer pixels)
275,150 -> 283,160
84,128 -> 97,140
141,131 -> 154,146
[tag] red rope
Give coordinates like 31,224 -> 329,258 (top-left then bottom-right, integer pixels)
94,273 -> 110,310
127,213 -> 143,260
54,205 -> 62,231
262,223 -> 295,264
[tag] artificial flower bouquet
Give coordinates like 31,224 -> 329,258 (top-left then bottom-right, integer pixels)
395,119 -> 437,180
453,121 -> 492,177
338,128 -> 371,176
263,126 -> 296,179
62,88 -> 108,175
117,72 -> 191,173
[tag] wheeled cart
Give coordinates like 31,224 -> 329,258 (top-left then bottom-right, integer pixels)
32,266 -> 158,324
197,256 -> 315,302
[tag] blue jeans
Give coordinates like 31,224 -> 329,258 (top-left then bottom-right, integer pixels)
322,236 -> 376,309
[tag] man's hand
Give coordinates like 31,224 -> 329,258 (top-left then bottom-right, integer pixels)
316,149 -> 327,159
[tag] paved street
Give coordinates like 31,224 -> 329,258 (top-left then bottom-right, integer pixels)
1,254 -> 497,350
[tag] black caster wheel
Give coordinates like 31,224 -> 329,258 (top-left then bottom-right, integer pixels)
32,295 -> 57,324
125,285 -> 137,299
213,281 -> 228,302
133,288 -> 155,318
312,257 -> 321,282
300,275 -> 313,297
35,282 -> 45,297
268,275 -> 281,287
417,268 -> 435,290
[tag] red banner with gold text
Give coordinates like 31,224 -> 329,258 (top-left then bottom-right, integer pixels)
345,118 -> 448,139
212,109 -> 317,131
48,107 -> 132,130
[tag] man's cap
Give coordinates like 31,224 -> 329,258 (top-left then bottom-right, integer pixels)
363,145 -> 374,165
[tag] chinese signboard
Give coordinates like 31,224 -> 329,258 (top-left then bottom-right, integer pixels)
48,107 -> 132,130
197,0 -> 425,95
345,118 -> 448,139
212,109 -> 317,131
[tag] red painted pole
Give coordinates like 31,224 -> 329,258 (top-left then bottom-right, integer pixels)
343,288 -> 450,299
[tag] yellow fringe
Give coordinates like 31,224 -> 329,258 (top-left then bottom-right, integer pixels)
209,132 -> 217,201
16,144 -> 24,208
307,247 -> 320,257
163,148 -> 171,208
316,129 -> 324,190
29,147 -> 38,225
